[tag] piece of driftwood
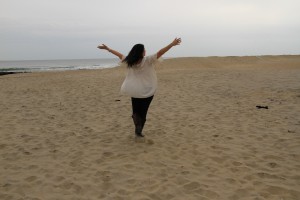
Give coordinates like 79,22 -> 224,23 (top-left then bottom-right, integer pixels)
256,105 -> 269,109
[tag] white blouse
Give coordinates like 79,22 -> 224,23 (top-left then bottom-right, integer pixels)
120,54 -> 162,98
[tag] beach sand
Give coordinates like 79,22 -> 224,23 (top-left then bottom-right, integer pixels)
0,55 -> 300,200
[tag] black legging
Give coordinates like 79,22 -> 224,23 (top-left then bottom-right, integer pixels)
131,95 -> 154,121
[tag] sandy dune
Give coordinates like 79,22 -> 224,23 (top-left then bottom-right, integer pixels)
0,55 -> 300,199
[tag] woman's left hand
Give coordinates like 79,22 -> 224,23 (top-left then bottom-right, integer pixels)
97,44 -> 109,50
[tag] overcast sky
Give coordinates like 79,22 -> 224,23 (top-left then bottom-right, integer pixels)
1,0 -> 299,60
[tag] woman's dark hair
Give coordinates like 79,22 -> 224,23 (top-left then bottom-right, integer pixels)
123,44 -> 144,67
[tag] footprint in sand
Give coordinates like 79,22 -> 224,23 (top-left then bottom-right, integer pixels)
146,139 -> 154,145
183,181 -> 201,191
256,172 -> 285,180
134,137 -> 145,143
25,176 -> 37,182
134,137 -> 154,145
183,182 -> 220,199
102,151 -> 114,157
267,162 -> 278,168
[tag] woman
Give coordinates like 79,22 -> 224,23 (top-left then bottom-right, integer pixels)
97,38 -> 181,137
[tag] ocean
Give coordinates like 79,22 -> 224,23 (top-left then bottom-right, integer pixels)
0,58 -> 120,73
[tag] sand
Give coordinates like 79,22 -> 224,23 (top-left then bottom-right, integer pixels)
0,55 -> 300,200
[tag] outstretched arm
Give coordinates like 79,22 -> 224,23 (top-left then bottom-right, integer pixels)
157,38 -> 181,59
97,44 -> 124,60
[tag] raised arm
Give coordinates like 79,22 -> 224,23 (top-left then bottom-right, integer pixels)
97,44 -> 124,60
157,38 -> 181,59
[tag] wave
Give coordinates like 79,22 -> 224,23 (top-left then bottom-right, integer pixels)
0,58 -> 120,73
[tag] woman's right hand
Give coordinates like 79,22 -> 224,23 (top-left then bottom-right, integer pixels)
171,38 -> 181,46
97,44 -> 109,50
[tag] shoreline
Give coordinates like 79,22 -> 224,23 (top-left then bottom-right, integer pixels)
0,71 -> 29,76
1,54 -> 300,77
